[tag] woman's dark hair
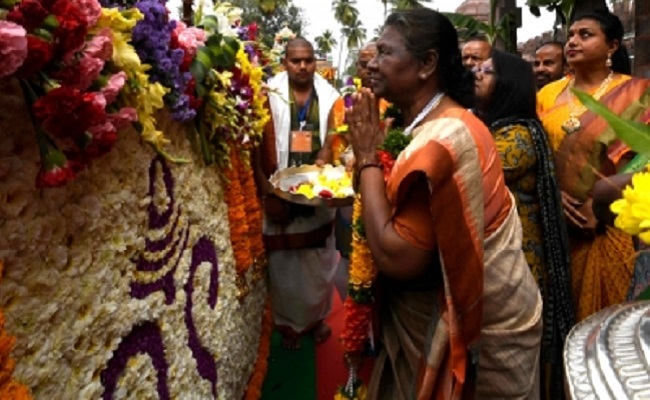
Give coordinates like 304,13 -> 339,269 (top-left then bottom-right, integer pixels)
478,50 -> 538,126
570,9 -> 631,74
384,9 -> 474,109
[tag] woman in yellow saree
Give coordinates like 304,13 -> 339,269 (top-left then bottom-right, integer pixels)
537,9 -> 650,322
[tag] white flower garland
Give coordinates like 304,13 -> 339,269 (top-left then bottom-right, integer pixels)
0,80 -> 266,399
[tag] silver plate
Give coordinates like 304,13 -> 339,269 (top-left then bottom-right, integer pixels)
564,301 -> 650,399
269,165 -> 354,207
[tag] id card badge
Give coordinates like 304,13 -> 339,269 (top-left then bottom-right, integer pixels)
290,123 -> 315,153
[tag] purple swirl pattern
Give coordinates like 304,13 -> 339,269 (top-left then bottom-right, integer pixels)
100,321 -> 171,400
101,157 -> 220,398
184,236 -> 220,397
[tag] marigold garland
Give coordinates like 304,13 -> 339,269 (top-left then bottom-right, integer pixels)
223,146 -> 253,279
0,261 -> 32,400
239,145 -> 265,264
243,298 -> 273,400
338,129 -> 408,400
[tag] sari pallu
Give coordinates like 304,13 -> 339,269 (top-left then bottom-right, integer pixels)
367,112 -> 542,400
538,76 -> 650,321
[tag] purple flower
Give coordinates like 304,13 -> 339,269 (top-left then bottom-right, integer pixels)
128,1 -> 194,121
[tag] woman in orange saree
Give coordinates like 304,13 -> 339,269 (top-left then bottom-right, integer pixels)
537,9 -> 650,322
347,9 -> 542,399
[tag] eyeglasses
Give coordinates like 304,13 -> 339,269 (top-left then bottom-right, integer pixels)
472,65 -> 495,75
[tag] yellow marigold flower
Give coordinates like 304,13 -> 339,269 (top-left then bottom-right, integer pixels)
612,169 -> 650,243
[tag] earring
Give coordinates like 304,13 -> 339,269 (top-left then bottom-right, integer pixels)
419,73 -> 427,79
606,55 -> 612,68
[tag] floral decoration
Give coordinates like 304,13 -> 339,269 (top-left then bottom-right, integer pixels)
0,87 -> 269,398
0,1 -> 272,398
1,0 -> 270,187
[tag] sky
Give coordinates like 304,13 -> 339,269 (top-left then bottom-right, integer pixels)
293,0 -> 557,66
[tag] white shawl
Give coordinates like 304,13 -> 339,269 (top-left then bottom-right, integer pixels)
267,71 -> 340,170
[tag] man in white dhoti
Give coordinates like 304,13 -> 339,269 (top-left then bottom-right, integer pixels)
253,38 -> 341,349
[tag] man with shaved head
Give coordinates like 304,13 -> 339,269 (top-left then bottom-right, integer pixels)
254,37 -> 341,350
534,41 -> 567,90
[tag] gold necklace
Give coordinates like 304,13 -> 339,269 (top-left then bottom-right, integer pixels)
562,71 -> 614,134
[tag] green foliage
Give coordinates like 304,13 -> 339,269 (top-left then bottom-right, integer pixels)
526,0 -> 573,31
333,0 -> 360,26
230,0 -> 306,49
444,0 -> 518,52
573,88 -> 650,156
379,128 -> 410,159
341,16 -> 366,50
189,18 -> 240,97
315,30 -> 338,58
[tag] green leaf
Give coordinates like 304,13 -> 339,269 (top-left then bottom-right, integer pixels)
442,12 -> 487,41
200,15 -> 220,32
573,88 -> 650,156
529,5 -> 541,17
190,48 -> 212,83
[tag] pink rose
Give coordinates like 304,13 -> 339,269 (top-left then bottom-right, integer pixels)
174,21 -> 206,57
0,21 -> 28,78
101,71 -> 127,104
73,0 -> 102,27
84,28 -> 112,61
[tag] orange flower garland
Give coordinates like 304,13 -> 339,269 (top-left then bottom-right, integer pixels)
0,261 -> 32,400
223,146 -> 253,298
338,128 -> 409,400
340,196 -> 376,355
243,298 -> 273,400
239,145 -> 265,267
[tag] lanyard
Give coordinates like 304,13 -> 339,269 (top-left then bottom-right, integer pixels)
297,91 -> 314,131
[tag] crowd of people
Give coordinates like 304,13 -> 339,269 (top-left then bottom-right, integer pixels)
253,6 -> 650,399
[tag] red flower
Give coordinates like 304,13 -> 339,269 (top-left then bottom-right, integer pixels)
376,150 -> 395,181
6,0 -> 49,32
85,123 -> 117,158
36,160 -> 78,187
16,35 -> 53,79
185,78 -> 203,110
247,23 -> 258,41
33,87 -> 106,140
51,0 -> 88,57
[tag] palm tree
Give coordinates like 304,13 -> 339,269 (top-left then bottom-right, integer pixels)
333,0 -> 359,26
315,30 -> 338,59
342,16 -> 367,50
333,0 -> 361,81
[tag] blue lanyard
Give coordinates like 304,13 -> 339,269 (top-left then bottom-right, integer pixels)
297,91 -> 314,129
